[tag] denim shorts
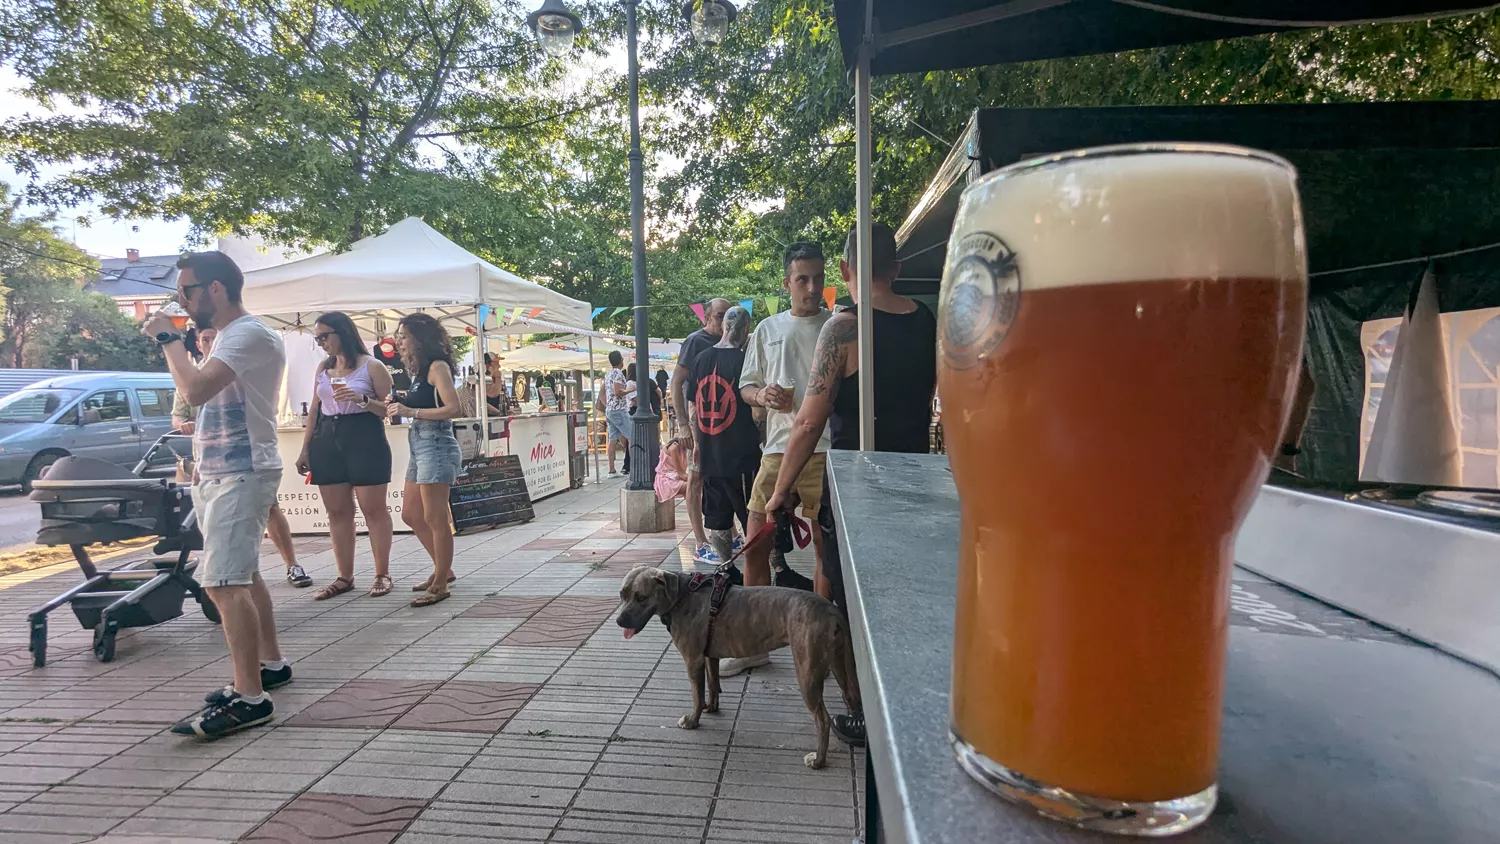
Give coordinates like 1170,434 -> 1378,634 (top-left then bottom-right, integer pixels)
406,419 -> 462,485
196,470 -> 282,587
605,409 -> 632,441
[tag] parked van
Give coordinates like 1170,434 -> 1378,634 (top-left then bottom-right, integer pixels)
0,372 -> 178,491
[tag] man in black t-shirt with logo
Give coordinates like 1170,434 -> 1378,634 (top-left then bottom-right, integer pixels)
689,305 -> 760,561
673,298 -> 731,562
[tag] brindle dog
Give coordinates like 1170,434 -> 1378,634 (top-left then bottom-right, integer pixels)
616,565 -> 861,768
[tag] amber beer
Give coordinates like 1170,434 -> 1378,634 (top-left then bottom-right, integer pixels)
157,301 -> 190,331
940,145 -> 1307,835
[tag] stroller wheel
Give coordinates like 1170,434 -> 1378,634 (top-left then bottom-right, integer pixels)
92,625 -> 117,663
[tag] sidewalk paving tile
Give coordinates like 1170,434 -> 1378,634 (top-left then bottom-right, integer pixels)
243,792 -> 426,844
0,475 -> 861,843
284,679 -> 438,728
456,596 -> 551,620
390,680 -> 537,732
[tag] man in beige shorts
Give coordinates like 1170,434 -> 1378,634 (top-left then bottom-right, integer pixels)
729,242 -> 833,676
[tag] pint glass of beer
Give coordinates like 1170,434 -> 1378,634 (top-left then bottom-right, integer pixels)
157,300 -> 190,331
940,144 -> 1307,835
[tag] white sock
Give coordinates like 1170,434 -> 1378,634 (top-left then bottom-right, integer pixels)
261,659 -> 288,670
234,691 -> 267,704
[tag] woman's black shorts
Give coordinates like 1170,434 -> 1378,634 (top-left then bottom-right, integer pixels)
308,412 -> 393,487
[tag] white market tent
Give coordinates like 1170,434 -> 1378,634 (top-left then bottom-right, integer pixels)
241,216 -> 594,456
241,217 -> 593,336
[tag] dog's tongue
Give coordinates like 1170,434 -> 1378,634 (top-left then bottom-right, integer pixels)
623,628 -> 635,640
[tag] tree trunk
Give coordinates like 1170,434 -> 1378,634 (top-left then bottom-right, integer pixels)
348,208 -> 365,244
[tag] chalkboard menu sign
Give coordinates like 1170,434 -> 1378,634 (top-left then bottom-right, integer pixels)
449,454 -> 535,534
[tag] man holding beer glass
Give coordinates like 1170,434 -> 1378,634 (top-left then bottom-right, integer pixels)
940,144 -> 1307,834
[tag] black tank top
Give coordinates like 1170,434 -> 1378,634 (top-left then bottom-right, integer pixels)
828,302 -> 938,453
405,361 -> 444,409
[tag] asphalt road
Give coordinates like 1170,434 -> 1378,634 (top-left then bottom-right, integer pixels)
0,489 -> 39,555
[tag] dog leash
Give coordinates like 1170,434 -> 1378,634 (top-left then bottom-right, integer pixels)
713,520 -> 777,573
686,519 -> 782,656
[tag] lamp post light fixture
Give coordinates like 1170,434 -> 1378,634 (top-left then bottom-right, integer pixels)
529,0 -> 734,497
684,0 -> 737,47
527,0 -> 583,59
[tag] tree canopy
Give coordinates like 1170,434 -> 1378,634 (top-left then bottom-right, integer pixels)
2,0 -> 1497,341
0,184 -> 159,370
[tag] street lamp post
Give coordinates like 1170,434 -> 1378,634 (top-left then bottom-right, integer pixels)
529,0 -> 735,494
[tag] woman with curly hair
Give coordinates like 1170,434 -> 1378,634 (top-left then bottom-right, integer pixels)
385,313 -> 463,607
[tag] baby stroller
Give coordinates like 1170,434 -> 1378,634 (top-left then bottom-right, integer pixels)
26,433 -> 217,667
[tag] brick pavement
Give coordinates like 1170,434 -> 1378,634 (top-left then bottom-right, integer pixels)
0,477 -> 863,843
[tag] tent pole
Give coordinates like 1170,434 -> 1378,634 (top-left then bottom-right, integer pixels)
855,25 -> 876,452
589,337 -> 600,484
476,305 -> 490,457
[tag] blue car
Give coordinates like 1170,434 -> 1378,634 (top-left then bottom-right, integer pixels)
0,372 -> 179,491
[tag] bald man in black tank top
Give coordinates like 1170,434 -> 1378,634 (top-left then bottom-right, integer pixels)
765,221 -> 938,748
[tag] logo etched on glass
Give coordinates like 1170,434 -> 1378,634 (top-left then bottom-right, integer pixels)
940,231 -> 1020,370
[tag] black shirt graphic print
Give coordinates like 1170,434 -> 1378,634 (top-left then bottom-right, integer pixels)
690,346 -> 761,477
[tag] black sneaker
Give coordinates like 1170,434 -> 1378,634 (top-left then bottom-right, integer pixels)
832,713 -> 866,747
203,663 -> 293,705
774,562 -> 815,592
286,564 -> 313,587
171,695 -> 274,739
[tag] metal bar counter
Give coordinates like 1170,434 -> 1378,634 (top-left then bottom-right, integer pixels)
826,451 -> 1500,844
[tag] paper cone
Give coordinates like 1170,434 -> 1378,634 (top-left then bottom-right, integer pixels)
1361,267 -> 1461,485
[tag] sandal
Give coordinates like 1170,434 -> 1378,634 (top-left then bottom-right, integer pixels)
411,587 -> 450,608
411,574 -> 458,592
368,575 -> 393,597
313,577 -> 353,601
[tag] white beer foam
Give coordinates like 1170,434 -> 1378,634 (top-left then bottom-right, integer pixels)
951,150 -> 1306,291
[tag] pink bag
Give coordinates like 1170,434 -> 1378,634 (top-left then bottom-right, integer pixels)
654,439 -> 688,503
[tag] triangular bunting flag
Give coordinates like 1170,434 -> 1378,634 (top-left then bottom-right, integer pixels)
823,286 -> 837,311
527,307 -> 544,319
765,297 -> 780,315
689,303 -> 707,325
611,307 -> 629,318
509,306 -> 525,323
590,307 -> 606,322
477,304 -> 490,327
739,299 -> 754,316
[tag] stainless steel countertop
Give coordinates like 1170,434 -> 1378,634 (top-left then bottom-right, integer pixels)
827,450 -> 1500,844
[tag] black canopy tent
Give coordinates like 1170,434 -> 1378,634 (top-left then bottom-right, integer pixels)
833,0 -> 1498,75
832,0 -> 1498,452
891,102 -> 1500,481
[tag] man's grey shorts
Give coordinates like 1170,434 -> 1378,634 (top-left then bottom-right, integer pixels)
196,470 -> 281,587
605,409 -> 632,441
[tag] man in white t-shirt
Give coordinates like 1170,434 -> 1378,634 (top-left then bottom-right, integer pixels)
729,242 -> 833,676
142,251 -> 289,739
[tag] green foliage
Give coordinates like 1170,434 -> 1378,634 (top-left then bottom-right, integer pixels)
650,3 -> 1500,261
0,185 -> 95,365
39,291 -> 162,372
2,0 -> 1497,348
0,183 -> 160,370
0,0 -> 610,248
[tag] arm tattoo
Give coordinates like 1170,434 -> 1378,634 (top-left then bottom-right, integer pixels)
805,315 -> 858,399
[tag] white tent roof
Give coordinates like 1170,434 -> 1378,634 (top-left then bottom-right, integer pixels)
494,334 -> 683,372
241,217 -> 592,334
494,345 -> 594,372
